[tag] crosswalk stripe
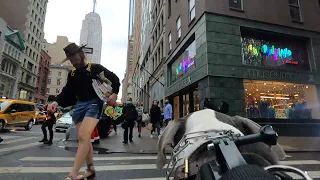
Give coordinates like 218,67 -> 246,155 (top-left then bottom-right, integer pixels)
0,136 -> 21,140
20,156 -> 170,161
131,178 -> 166,180
0,142 -> 40,154
0,164 -> 164,173
288,171 -> 320,179
1,137 -> 39,144
280,160 -> 320,165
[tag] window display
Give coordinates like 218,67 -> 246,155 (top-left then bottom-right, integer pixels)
244,80 -> 319,119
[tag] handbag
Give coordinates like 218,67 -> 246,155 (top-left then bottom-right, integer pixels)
142,114 -> 150,122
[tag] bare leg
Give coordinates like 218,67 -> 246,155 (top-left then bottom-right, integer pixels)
68,117 -> 98,179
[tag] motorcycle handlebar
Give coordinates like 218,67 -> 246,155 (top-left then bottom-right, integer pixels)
208,125 -> 278,150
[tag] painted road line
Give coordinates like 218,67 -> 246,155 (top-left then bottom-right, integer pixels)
0,136 -> 21,140
0,142 -> 40,154
287,171 -> 320,179
285,155 -> 292,158
131,178 -> 167,180
0,164 -> 172,173
280,160 -> 320,165
20,156 -> 171,161
1,137 -> 39,144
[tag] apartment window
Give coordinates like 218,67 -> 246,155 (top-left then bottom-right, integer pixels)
168,0 -> 171,17
58,72 -> 61,76
289,0 -> 302,22
189,0 -> 195,22
48,79 -> 51,84
229,0 -> 243,10
57,79 -> 61,85
47,88 -> 50,93
168,32 -> 172,51
176,17 -> 181,39
56,89 -> 60,94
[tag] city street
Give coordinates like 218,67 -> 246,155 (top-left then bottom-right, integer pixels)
0,125 -> 167,180
0,125 -> 320,179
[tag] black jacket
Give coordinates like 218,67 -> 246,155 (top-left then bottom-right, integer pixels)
55,63 -> 120,108
150,105 -> 161,123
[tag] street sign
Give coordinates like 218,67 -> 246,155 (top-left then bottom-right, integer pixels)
83,47 -> 93,54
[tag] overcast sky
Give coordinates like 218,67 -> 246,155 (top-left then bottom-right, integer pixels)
44,0 -> 129,100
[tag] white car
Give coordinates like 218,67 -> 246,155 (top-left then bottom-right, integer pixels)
55,112 -> 73,132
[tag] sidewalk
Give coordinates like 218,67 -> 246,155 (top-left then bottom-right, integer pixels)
279,136 -> 320,152
62,126 -> 164,154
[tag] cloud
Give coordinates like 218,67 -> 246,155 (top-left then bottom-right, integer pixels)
44,0 -> 129,100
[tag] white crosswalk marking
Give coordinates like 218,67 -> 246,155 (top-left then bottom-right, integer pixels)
0,135 -> 62,155
1,151 -> 320,179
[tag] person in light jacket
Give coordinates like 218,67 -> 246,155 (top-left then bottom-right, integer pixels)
163,100 -> 173,127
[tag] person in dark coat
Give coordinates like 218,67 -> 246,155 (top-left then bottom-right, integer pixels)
122,97 -> 138,144
150,100 -> 162,138
219,101 -> 230,114
203,98 -> 219,111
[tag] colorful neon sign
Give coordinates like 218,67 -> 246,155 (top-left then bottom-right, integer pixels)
176,56 -> 195,74
247,44 -> 298,64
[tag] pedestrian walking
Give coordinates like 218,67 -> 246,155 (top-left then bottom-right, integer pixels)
150,100 -> 161,138
39,96 -> 56,145
136,102 -> 143,138
46,43 -> 120,180
163,100 -> 173,127
122,97 -> 138,144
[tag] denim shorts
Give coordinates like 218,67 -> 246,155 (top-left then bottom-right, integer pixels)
72,98 -> 103,125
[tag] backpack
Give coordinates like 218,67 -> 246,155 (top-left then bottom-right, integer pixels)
124,104 -> 138,121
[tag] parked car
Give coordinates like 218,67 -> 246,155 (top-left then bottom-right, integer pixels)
55,112 -> 72,132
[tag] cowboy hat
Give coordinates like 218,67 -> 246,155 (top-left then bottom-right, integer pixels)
61,43 -> 86,64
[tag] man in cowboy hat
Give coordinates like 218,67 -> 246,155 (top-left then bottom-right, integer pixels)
46,43 -> 120,180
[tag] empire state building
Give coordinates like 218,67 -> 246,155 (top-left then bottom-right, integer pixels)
79,0 -> 102,64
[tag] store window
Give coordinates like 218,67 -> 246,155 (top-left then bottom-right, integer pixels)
241,28 -> 309,71
244,80 -> 320,119
183,94 -> 189,116
193,88 -> 200,111
170,41 -> 196,83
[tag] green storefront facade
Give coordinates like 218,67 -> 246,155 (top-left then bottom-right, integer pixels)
165,13 -> 320,120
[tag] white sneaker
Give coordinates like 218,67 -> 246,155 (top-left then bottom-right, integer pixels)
150,135 -> 153,138
158,135 -> 161,138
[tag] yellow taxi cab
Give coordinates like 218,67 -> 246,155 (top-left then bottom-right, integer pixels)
35,110 -> 47,124
0,98 -> 36,131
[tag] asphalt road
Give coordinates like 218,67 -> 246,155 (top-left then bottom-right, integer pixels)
1,125 -> 320,179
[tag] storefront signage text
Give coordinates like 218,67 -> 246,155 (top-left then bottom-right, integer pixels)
247,44 -> 299,65
248,69 -> 296,81
176,56 -> 195,74
167,76 -> 192,95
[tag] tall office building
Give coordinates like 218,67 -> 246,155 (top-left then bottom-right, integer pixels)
0,0 -> 49,101
79,0 -> 102,64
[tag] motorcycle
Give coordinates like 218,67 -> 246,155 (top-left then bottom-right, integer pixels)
165,125 -> 312,180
